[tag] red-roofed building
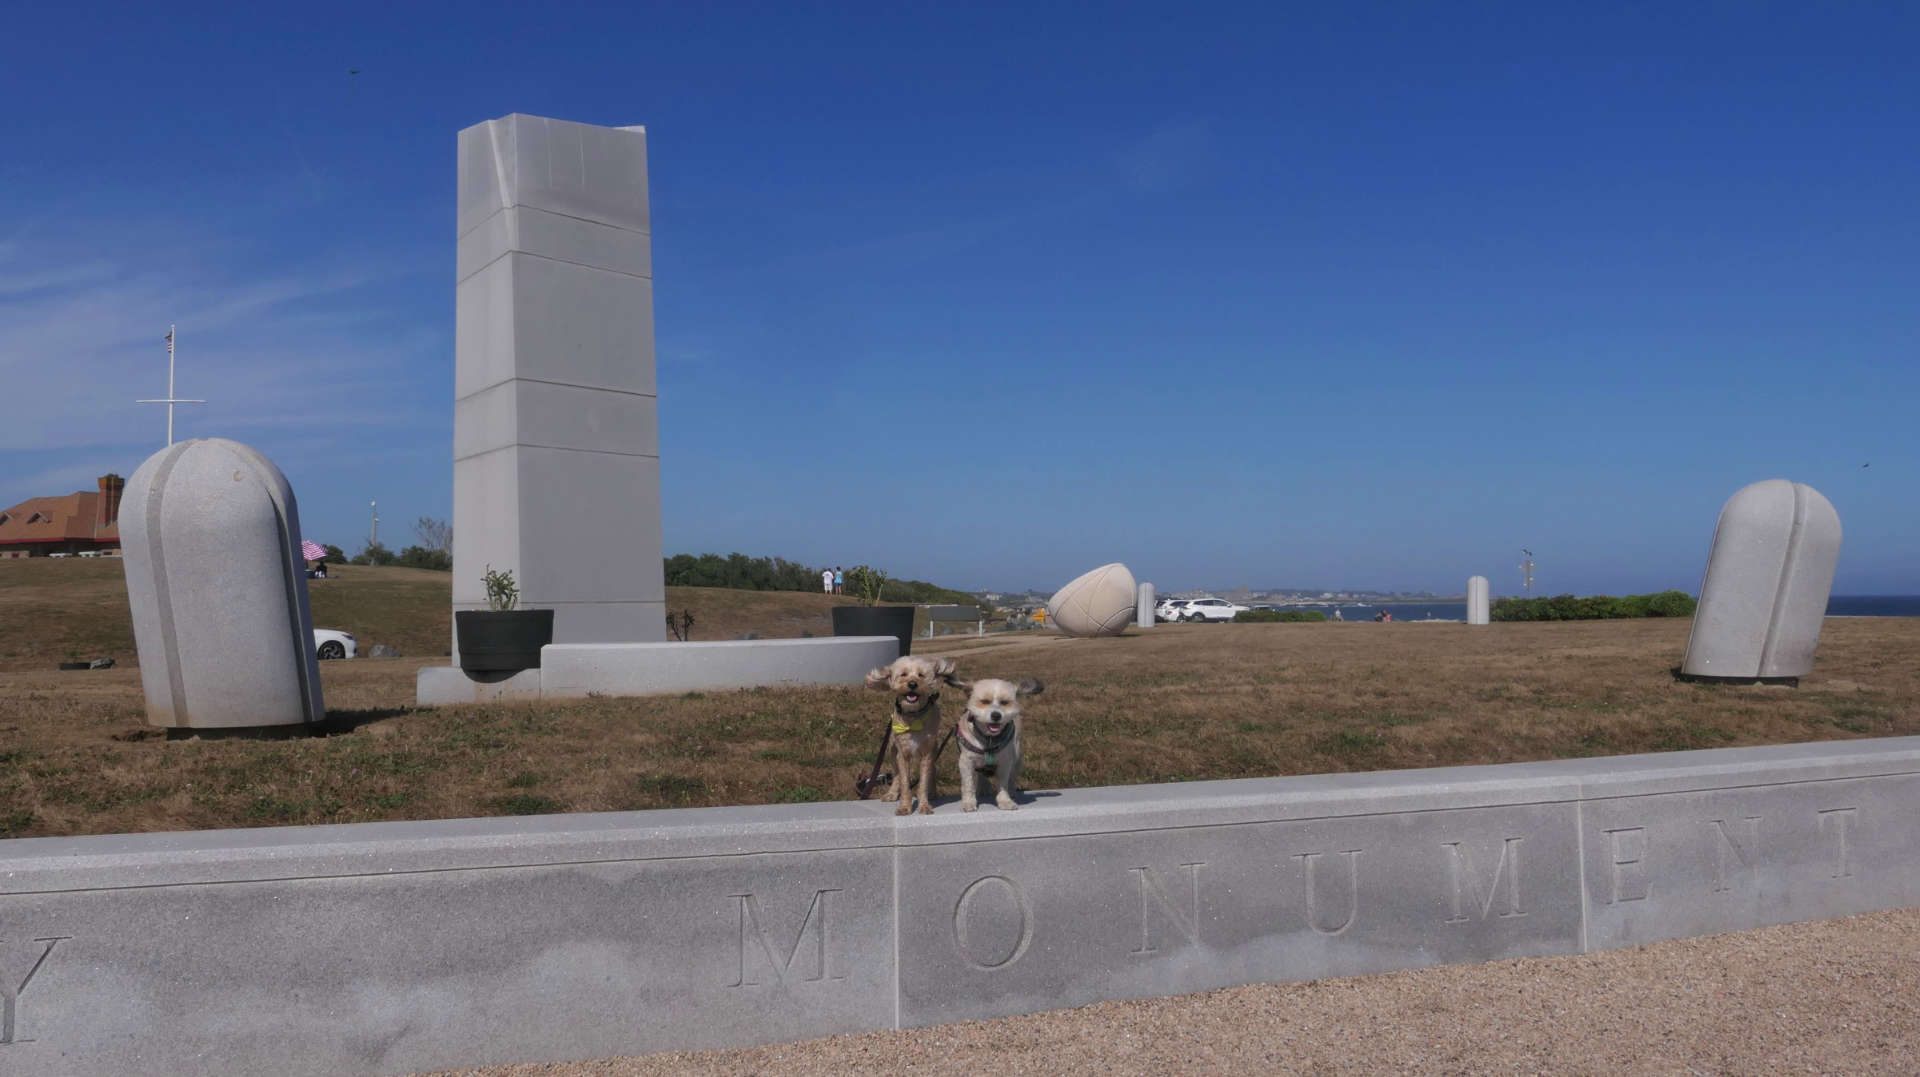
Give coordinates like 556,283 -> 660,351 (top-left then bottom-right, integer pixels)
0,475 -> 125,558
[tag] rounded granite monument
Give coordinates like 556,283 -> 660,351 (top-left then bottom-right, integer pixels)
1047,562 -> 1139,637
1681,478 -> 1841,683
120,438 -> 325,730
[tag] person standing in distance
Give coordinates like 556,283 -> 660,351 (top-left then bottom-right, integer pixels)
822,567 -> 834,594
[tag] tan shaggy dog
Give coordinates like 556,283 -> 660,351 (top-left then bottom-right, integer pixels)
864,656 -> 960,815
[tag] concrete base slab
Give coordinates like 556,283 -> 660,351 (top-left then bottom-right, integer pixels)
416,665 -> 544,705
415,637 -> 899,705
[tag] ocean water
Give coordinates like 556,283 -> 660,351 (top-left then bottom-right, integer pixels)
1264,596 -> 1920,621
1827,595 -> 1920,617
1269,603 -> 1467,622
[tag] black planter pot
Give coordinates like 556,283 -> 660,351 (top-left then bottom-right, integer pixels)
831,605 -> 917,659
456,609 -> 555,673
57,661 -> 90,671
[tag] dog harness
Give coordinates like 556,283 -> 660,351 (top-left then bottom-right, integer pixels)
890,692 -> 940,736
959,721 -> 1016,766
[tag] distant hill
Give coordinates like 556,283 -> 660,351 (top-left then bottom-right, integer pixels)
0,558 -> 942,671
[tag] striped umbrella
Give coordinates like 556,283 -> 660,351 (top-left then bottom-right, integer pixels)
301,540 -> 327,563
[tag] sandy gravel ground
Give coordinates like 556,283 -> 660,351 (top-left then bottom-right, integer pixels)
429,907 -> 1919,1076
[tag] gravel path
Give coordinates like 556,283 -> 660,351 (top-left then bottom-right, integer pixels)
429,907 -> 1920,1076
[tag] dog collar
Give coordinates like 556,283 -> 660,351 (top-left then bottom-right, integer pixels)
891,692 -> 939,735
960,721 -> 1015,761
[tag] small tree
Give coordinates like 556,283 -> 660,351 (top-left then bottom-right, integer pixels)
413,516 -> 453,554
322,543 -> 347,564
846,564 -> 889,605
353,541 -> 395,566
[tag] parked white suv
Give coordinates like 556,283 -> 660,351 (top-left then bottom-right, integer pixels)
1176,597 -> 1249,623
1154,598 -> 1190,622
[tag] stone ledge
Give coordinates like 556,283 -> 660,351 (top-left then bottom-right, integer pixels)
2,736 -> 1917,1075
542,636 -> 898,698
416,636 -> 901,704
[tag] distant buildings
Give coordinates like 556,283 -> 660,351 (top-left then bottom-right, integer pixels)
0,474 -> 125,558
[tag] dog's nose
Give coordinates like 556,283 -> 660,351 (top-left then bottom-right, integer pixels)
908,680 -> 920,691
990,710 -> 1002,721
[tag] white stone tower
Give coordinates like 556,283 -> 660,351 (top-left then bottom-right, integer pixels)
454,114 -> 665,647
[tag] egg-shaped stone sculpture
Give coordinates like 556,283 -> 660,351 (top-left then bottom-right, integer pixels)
1048,562 -> 1139,637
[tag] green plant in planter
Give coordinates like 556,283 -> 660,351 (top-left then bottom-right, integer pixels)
457,565 -> 551,674
482,565 -> 520,612
847,564 -> 889,605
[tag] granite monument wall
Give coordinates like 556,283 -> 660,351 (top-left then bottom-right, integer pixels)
2,737 -> 1916,1075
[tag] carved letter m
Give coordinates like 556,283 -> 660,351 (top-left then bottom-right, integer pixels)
1441,838 -> 1526,923
729,890 -> 844,987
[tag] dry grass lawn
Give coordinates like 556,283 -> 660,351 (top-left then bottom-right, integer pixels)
0,557 -> 963,672
3,580 -> 1917,839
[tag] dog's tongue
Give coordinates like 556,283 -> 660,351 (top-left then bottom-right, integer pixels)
904,693 -> 920,704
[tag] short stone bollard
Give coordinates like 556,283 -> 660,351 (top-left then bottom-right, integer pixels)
120,438 -> 326,729
1467,576 -> 1490,625
1136,581 -> 1155,629
1681,479 -> 1841,683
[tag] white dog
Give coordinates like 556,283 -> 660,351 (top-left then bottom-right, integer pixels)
952,677 -> 1043,812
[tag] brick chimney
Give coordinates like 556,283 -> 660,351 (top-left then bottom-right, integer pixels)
95,473 -> 125,535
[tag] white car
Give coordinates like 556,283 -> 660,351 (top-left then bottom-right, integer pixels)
1155,598 -> 1192,622
1176,597 -> 1249,623
313,628 -> 358,660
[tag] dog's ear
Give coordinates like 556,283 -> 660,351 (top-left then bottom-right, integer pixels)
934,658 -> 960,685
1017,678 -> 1044,697
864,668 -> 892,691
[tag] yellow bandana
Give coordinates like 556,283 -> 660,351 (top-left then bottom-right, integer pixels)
890,690 -> 938,736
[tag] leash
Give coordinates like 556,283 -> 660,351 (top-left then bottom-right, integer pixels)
853,725 -> 894,799
853,693 -> 957,799
854,725 -> 962,798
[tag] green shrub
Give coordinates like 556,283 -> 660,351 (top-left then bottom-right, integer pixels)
351,541 -> 395,566
1234,609 -> 1328,623
659,552 -> 970,603
1491,590 -> 1697,622
394,545 -> 452,571
1645,590 -> 1699,617
659,552 -> 974,604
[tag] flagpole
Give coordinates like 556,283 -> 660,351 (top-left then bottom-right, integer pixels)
166,325 -> 176,446
136,324 -> 205,447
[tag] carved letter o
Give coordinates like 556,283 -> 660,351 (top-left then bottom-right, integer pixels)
952,875 -> 1033,971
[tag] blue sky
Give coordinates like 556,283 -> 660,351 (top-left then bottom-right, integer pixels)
3,3 -> 1914,595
